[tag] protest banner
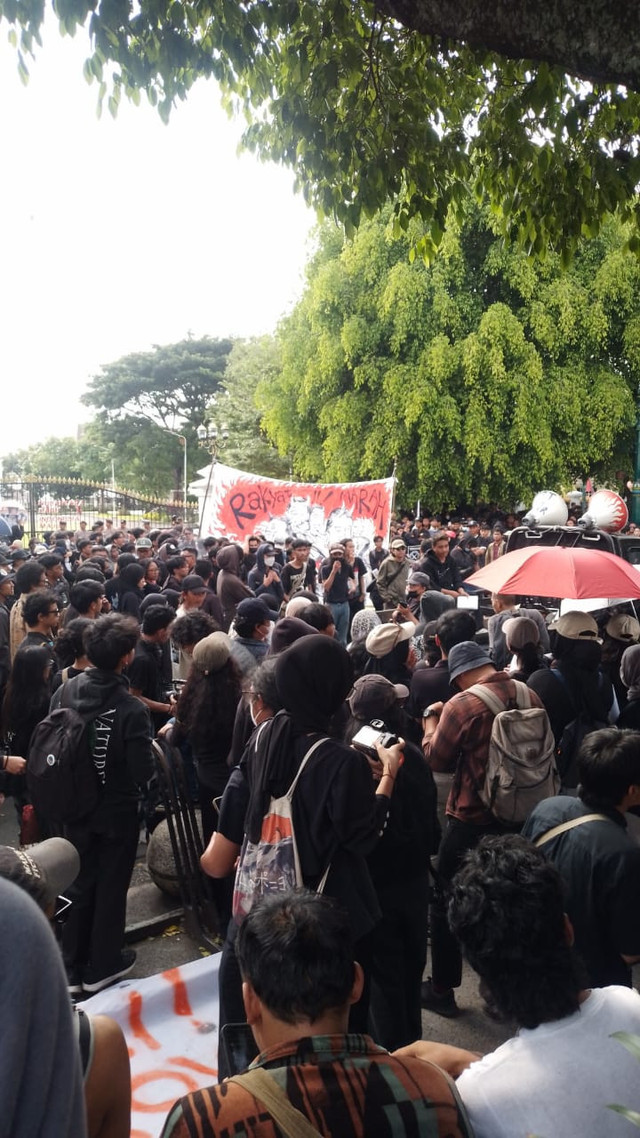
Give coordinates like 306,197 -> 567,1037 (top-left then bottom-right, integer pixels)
195,463 -> 394,558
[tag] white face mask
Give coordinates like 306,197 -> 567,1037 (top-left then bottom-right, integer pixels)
264,556 -> 275,567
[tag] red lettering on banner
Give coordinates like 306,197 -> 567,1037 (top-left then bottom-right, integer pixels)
169,1055 -> 218,1077
129,991 -> 161,1051
162,968 -> 193,1017
214,472 -> 392,544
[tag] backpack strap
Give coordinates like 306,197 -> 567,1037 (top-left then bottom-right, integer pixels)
285,737 -> 327,799
229,1068 -> 322,1138
534,813 -> 611,846
468,680 -> 531,718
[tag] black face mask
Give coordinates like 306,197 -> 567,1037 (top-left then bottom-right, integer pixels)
407,590 -> 419,600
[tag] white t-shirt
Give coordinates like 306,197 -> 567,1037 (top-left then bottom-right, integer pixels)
457,986 -> 640,1138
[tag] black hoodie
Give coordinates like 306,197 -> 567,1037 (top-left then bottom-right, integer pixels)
51,669 -> 153,817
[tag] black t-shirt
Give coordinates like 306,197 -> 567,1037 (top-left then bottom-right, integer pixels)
128,639 -> 167,732
321,561 -> 354,603
406,659 -> 451,721
281,561 -> 317,597
522,797 -> 640,987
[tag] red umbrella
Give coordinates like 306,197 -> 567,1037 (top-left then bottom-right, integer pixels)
466,545 -> 640,600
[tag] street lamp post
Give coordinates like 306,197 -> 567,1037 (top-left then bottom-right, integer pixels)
197,420 -> 229,536
162,429 -> 188,508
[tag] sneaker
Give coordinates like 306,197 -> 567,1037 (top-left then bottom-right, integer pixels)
420,977 -> 460,1018
82,949 -> 137,994
66,971 -> 83,999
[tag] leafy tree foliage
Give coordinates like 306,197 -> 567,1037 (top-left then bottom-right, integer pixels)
259,210 -> 637,508
217,337 -> 291,479
82,335 -> 233,494
4,2 -> 640,260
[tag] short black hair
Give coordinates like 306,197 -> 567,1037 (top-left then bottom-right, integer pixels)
435,609 -> 477,653
236,890 -> 355,1025
578,728 -> 640,810
448,835 -> 584,1029
194,559 -> 212,581
23,590 -> 57,627
38,553 -> 62,570
15,561 -> 46,595
84,613 -> 139,670
166,556 -> 187,574
116,553 -> 137,571
69,581 -> 105,615
142,605 -> 175,636
74,565 -> 106,584
170,610 -> 218,648
298,603 -> 334,632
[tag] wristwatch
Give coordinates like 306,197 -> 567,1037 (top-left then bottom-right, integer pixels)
423,706 -> 440,719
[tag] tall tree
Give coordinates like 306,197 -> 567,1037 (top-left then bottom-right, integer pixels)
82,335 -> 234,494
216,337 -> 291,479
260,209 -> 637,507
5,2 -> 640,260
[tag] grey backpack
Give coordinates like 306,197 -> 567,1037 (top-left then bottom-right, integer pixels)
468,681 -> 559,825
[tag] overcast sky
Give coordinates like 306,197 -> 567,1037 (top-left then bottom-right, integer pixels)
0,22 -> 315,456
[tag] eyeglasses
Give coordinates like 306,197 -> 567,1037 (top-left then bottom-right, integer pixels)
48,609 -> 60,615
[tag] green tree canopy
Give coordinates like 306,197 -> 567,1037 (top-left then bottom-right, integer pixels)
259,209 -> 638,508
82,335 -> 234,494
217,337 -> 291,479
4,2 -> 640,260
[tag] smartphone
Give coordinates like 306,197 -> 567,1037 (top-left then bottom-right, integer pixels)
220,1022 -> 259,1076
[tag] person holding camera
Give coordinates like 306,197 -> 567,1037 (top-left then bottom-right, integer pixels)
346,674 -> 440,1050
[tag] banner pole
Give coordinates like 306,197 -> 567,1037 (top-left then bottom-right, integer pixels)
199,459 -> 216,537
388,460 -> 398,542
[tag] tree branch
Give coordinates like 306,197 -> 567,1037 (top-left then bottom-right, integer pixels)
375,0 -> 640,89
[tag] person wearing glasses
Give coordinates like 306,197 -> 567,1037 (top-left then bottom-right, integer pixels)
18,589 -> 60,650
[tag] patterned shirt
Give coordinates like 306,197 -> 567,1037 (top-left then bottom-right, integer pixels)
422,672 -> 543,824
160,1033 -> 472,1138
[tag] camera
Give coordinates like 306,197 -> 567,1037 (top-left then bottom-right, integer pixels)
352,719 -> 399,757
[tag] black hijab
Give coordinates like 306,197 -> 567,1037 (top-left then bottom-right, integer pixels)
244,635 -> 354,842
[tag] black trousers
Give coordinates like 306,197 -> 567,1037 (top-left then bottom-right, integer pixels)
62,808 -> 139,978
369,875 -> 429,1050
430,816 -> 509,991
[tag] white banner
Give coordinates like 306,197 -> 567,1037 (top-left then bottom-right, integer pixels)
81,955 -> 220,1138
194,463 -> 394,559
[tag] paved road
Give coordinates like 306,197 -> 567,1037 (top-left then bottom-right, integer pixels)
13,798 -> 637,1060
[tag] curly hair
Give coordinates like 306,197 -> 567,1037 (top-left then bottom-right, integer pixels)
448,835 -> 585,1029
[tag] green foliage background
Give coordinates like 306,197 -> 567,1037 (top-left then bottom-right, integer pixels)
258,209 -> 637,508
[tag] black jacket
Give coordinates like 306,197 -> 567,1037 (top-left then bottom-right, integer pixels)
51,669 -> 153,817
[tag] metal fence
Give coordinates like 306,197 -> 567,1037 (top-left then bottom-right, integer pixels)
0,477 -> 198,540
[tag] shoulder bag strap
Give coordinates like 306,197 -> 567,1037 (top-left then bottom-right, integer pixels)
285,737 -> 327,800
534,813 -> 611,847
466,683 -> 506,718
229,1068 -> 322,1138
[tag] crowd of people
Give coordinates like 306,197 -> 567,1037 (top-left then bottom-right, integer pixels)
0,509 -> 640,1137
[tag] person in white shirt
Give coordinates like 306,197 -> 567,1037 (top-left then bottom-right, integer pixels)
396,835 -> 640,1138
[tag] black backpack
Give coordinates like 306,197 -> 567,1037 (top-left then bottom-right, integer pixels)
27,688 -> 100,824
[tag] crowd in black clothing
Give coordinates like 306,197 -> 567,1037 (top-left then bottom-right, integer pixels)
2,509 -> 640,1135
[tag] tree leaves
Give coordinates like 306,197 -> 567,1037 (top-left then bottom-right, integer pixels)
6,1 -> 640,259
261,208 -> 637,507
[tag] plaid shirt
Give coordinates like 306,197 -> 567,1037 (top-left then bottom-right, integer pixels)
160,1034 -> 472,1138
422,672 -> 543,824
